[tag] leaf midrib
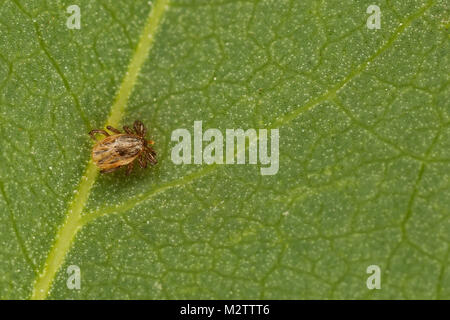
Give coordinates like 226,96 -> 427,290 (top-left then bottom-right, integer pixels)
30,0 -> 170,300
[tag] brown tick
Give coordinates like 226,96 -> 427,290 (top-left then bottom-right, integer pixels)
89,120 -> 157,175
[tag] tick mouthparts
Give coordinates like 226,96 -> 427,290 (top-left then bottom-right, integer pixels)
148,140 -> 155,145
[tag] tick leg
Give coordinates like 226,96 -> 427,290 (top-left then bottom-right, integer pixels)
145,149 -> 157,165
89,129 -> 110,140
123,125 -> 134,134
138,155 -> 147,169
134,120 -> 146,137
100,166 -> 120,174
126,162 -> 134,175
106,126 -> 121,134
147,146 -> 157,156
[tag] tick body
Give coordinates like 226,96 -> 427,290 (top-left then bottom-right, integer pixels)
89,120 -> 157,175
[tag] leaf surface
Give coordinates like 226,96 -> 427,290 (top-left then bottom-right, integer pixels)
0,0 -> 449,299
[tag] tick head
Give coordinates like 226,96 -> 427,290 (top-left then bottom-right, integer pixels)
143,139 -> 155,147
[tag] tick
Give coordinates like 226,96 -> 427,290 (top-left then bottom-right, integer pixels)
89,120 -> 157,175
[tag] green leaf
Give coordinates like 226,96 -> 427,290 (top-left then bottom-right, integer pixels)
0,0 -> 448,299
